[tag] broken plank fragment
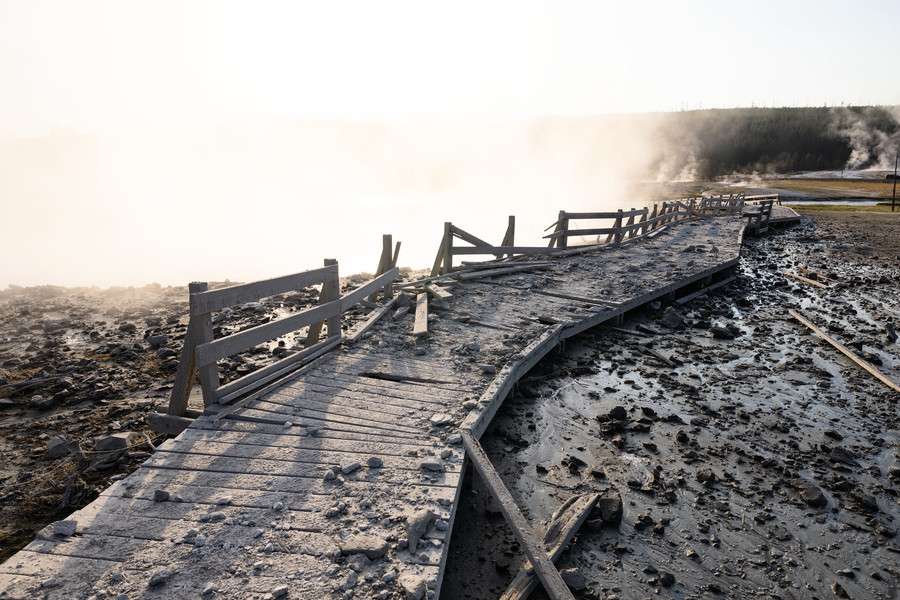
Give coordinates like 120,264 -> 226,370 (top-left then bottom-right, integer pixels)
462,431 -> 576,600
784,271 -> 828,289
500,493 -> 599,600
426,283 -> 453,301
413,293 -> 429,337
789,309 -> 900,393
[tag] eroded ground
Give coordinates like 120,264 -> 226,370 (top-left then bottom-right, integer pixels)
444,211 -> 900,599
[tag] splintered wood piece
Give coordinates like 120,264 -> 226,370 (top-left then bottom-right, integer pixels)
413,293 -> 429,337
784,271 -> 828,289
426,283 -> 453,301
500,493 -> 600,600
462,432 -> 576,600
790,309 -> 900,393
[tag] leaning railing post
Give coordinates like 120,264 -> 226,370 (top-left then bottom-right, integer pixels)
612,209 -> 624,244
501,215 -> 515,257
167,281 -> 207,416
556,211 -> 569,249
308,258 -> 340,345
189,286 -> 219,409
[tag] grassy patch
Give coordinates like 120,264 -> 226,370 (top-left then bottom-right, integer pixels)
791,204 -> 899,213
769,178 -> 898,198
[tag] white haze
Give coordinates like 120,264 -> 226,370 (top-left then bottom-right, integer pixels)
0,117 -> 663,287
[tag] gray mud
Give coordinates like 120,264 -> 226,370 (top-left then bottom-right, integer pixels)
444,214 -> 900,599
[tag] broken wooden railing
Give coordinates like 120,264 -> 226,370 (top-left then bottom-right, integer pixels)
430,217 -> 563,275
545,198 -> 703,249
166,259 -> 399,417
743,198 -> 774,234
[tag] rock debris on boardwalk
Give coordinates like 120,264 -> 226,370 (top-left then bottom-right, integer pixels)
1,216 -> 760,599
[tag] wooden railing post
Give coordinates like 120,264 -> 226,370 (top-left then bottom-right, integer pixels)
369,235 -> 392,302
612,209 -> 624,244
189,283 -> 219,409
307,259 -> 340,346
166,281 -> 207,416
442,222 -> 453,274
501,216 -> 515,257
556,211 -> 569,249
625,207 -> 636,239
639,207 -> 649,235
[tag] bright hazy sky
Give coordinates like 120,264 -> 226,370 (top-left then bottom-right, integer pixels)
2,0 -> 899,135
2,0 -> 899,287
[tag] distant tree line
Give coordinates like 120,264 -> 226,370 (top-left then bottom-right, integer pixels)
654,106 -> 899,178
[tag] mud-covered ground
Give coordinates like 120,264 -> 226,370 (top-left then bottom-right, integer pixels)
0,275 -> 381,561
444,211 -> 900,599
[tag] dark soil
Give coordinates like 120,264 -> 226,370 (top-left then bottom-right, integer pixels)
443,212 -> 900,599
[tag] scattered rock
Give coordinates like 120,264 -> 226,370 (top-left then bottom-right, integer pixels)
406,509 -> 434,553
340,534 -> 388,559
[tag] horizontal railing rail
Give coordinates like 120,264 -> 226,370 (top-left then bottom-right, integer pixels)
167,244 -> 401,416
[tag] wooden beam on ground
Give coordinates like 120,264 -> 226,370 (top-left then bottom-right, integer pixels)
147,412 -> 193,436
462,432 -> 576,600
789,309 -> 900,393
500,493 -> 600,600
426,283 -> 453,301
345,297 -> 398,344
452,263 -> 552,281
784,271 -> 828,289
413,293 -> 429,337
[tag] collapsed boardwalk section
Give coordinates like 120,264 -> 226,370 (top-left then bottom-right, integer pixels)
1,216 -> 750,599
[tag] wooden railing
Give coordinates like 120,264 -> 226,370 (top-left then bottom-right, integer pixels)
428,194 -> 749,275
167,259 -> 399,416
545,198 -> 700,249
430,217 -> 565,276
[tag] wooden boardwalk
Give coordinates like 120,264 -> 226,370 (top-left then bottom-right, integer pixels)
1,212 -> 761,599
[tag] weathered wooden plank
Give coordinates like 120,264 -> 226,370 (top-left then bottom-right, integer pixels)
452,263 -> 552,281
500,493 -> 599,600
784,271 -> 828,288
114,465 -> 459,499
426,283 -> 453,301
340,267 -> 400,311
215,335 -> 341,403
228,407 -> 423,437
189,416 -> 436,446
250,390 -> 433,423
196,300 -> 342,367
790,309 -> 900,393
413,293 -> 429,337
72,494 -> 323,528
157,439 -> 462,473
260,386 -> 439,418
142,453 -> 462,487
177,428 -> 445,457
189,265 -> 337,315
284,373 -> 457,404
191,265 -> 338,315
462,432 -> 575,600
345,297 -> 398,343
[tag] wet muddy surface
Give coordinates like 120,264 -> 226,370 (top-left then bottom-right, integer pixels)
444,212 -> 900,599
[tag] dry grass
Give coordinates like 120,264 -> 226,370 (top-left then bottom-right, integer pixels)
768,178 -> 898,198
792,204 -> 899,213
